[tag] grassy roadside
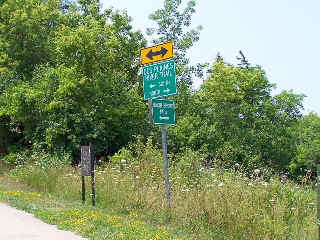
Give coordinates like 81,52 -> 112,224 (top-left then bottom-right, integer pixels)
0,161 -> 317,240
0,175 -> 186,240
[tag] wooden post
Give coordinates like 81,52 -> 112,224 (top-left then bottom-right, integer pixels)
161,125 -> 171,209
90,143 -> 96,206
82,175 -> 85,204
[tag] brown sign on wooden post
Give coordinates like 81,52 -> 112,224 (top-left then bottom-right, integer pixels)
81,146 -> 91,176
80,144 -> 95,206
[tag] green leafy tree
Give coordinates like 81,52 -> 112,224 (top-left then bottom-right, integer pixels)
0,0 -> 148,160
146,0 -> 207,88
169,56 -> 305,172
289,112 -> 320,175
0,0 -> 64,77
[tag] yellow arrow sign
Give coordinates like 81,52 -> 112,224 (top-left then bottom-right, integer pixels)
140,41 -> 173,65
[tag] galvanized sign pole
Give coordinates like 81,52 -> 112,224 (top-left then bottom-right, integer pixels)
161,125 -> 171,208
141,41 -> 176,210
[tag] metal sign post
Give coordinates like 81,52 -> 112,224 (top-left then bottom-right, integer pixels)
141,42 -> 176,210
162,125 -> 171,208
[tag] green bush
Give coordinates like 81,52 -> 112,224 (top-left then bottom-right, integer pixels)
172,148 -> 205,187
2,149 -> 72,170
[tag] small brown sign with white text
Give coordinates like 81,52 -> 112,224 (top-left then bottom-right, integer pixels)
81,146 -> 91,176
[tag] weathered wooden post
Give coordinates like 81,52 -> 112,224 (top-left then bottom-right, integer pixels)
81,175 -> 85,204
90,143 -> 96,206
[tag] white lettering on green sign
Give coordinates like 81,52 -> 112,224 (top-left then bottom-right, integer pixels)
143,60 -> 177,100
152,99 -> 176,125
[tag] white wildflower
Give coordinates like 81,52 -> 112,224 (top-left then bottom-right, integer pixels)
254,169 -> 261,175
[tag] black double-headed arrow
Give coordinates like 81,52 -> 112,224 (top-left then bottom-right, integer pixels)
146,47 -> 168,60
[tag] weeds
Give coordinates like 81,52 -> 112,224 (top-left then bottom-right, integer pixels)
1,139 -> 317,239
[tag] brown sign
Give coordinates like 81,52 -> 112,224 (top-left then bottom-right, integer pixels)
81,146 -> 91,176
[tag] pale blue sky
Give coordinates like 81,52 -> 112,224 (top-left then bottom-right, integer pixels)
102,0 -> 320,115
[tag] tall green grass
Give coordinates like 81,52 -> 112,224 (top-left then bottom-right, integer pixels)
5,141 -> 317,240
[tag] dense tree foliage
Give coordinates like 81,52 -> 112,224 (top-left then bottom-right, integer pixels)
290,112 -> 320,175
147,0 -> 207,87
169,58 -> 305,172
0,0 -> 148,160
0,0 -> 318,178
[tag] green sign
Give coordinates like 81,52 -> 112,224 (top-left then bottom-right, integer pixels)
152,99 -> 176,125
143,59 -> 177,100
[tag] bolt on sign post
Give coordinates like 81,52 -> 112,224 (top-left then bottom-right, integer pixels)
141,42 -> 176,209
81,143 -> 95,206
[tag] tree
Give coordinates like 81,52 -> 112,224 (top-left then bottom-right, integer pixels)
289,112 -> 320,175
198,59 -> 305,170
0,0 -> 148,160
0,0 -> 64,78
147,0 -> 207,87
168,56 -> 305,172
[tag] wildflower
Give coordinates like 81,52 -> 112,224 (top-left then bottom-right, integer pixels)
248,183 -> 253,186
268,199 -> 275,203
136,176 -> 140,179
234,163 -> 240,168
280,174 -> 288,183
218,182 -> 224,187
254,169 -> 261,175
121,159 -> 126,163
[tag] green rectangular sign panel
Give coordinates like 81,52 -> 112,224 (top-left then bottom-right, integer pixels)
143,59 -> 177,100
152,99 -> 176,125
